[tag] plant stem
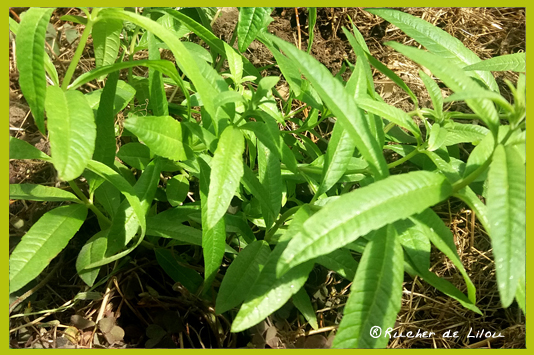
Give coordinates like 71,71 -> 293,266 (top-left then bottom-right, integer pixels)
265,205 -> 301,241
68,180 -> 111,227
387,147 -> 421,169
451,155 -> 493,194
62,19 -> 95,90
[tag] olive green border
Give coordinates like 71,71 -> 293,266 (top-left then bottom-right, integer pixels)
4,0 -> 529,352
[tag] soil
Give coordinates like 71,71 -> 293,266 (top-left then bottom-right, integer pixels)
9,7 -> 526,349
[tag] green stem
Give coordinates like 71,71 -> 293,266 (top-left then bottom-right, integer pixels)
265,205 -> 301,241
387,147 -> 421,170
68,181 -> 111,227
451,155 -> 493,194
62,18 -> 96,90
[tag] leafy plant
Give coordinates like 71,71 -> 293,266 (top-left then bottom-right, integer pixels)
10,7 -> 525,348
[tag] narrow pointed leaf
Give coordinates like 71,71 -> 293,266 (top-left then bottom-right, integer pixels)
198,157 -> 227,288
410,209 -> 476,303
316,121 -> 356,197
147,19 -> 169,116
216,240 -> 271,314
463,52 -> 526,72
10,204 -> 88,293
486,144 -> 525,307
454,187 -> 489,233
386,42 -> 500,135
231,206 -> 314,333
268,34 -> 389,179
277,171 -> 452,277
333,225 -> 403,348
442,122 -> 489,147
257,141 -> 282,228
241,164 -> 276,228
10,184 -> 80,203
95,181 -> 120,218
366,8 -> 498,92
427,123 -> 448,151
515,274 -> 526,314
93,71 -> 119,168
166,175 -> 189,207
97,9 -> 219,118
46,86 -> 96,181
404,257 -> 481,314
206,126 -> 245,230
237,7 -> 273,52
158,8 -> 261,81
419,71 -> 443,120
82,160 -> 146,269
292,288 -> 319,330
155,248 -> 203,293
117,142 -> 152,170
315,248 -> 359,281
93,18 -> 122,71
9,137 -> 51,161
123,115 -> 186,162
16,8 -> 54,134
356,98 -> 421,140
105,159 -> 162,257
76,229 -> 109,286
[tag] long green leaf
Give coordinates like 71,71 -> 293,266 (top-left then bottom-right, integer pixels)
292,288 -> 319,330
97,9 -> 219,118
16,8 -> 54,134
419,71 -> 443,120
158,8 -> 261,82
82,160 -> 146,269
277,170 -> 452,277
46,86 -> 96,181
10,184 -> 80,203
241,164 -> 276,228
463,52 -> 526,72
93,71 -> 119,168
10,204 -> 88,293
386,42 -> 500,135
515,274 -> 526,315
395,219 -> 430,271
257,141 -> 282,229
486,144 -> 525,307
410,209 -> 476,303
147,14 -> 169,117
216,240 -> 271,314
356,97 -> 421,140
231,206 -> 314,332
315,248 -> 359,281
442,122 -> 489,147
92,18 -> 122,71
9,136 -> 51,161
85,79 -> 136,116
268,34 -> 389,179
154,248 -> 203,294
76,229 -> 108,286
404,257 -> 481,314
453,187 -> 490,234
105,158 -> 162,257
123,115 -> 186,162
117,142 -> 152,170
237,7 -> 273,52
206,126 -> 245,230
316,120 -> 356,197
333,225 -> 403,348
199,156 -> 227,289
366,8 -> 498,92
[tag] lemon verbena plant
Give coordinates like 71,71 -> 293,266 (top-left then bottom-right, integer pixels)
9,7 -> 525,348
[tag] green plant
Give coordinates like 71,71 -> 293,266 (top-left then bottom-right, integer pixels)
9,7 -> 525,348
